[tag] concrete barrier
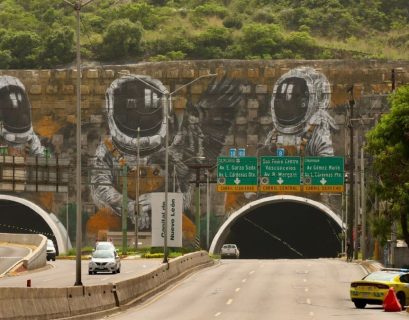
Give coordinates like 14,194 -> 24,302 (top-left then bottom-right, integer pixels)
0,251 -> 213,319
0,233 -> 47,270
0,287 -> 70,320
115,251 -> 213,306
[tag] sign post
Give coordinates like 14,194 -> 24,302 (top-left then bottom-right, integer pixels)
303,157 -> 344,192
217,156 -> 258,192
259,156 -> 301,192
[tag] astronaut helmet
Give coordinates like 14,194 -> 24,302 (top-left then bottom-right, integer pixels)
271,67 -> 331,134
106,75 -> 169,155
0,76 -> 34,144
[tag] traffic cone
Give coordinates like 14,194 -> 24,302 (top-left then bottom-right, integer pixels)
383,287 -> 402,312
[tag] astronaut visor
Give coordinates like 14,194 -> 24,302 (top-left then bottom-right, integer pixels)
0,84 -> 32,133
273,77 -> 309,126
111,79 -> 164,138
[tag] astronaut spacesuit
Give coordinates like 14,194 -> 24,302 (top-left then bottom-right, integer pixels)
0,76 -> 45,156
90,75 -> 191,231
263,67 -> 338,156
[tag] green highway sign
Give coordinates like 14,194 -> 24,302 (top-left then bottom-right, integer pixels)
217,156 -> 258,192
259,156 -> 301,192
303,157 -> 344,192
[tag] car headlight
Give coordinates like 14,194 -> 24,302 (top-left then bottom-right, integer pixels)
107,262 -> 116,266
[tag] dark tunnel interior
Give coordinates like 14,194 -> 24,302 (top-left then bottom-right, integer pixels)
0,200 -> 57,251
223,202 -> 342,259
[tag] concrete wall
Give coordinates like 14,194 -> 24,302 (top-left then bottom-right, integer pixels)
0,233 -> 46,270
0,251 -> 212,319
0,60 -> 408,247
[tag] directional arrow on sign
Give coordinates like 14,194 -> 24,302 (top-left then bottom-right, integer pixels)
277,177 -> 284,185
320,178 -> 327,185
234,177 -> 241,185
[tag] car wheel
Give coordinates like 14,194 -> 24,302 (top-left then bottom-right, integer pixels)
112,269 -> 117,274
88,271 -> 92,275
397,292 -> 406,310
117,267 -> 121,274
52,257 -> 56,261
353,300 -> 366,309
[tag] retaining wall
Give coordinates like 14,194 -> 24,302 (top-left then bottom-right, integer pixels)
0,251 -> 213,320
0,233 -> 46,270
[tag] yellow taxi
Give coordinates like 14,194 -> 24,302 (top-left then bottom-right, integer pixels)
350,268 -> 409,309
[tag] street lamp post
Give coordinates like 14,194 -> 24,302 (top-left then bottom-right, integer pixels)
63,0 -> 94,286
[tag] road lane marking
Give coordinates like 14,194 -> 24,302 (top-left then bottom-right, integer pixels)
306,298 -> 311,305
235,288 -> 240,292
305,288 -> 309,292
303,279 -> 307,282
249,270 -> 255,275
226,299 -> 233,305
309,312 -> 314,316
101,277 -> 110,281
215,312 -> 222,317
242,278 -> 247,283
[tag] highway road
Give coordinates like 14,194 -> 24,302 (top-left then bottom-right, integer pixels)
0,258 -> 162,287
101,259 -> 409,320
0,245 -> 30,275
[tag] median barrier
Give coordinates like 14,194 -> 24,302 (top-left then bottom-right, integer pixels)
0,251 -> 212,319
67,284 -> 116,317
0,287 -> 70,320
115,251 -> 213,307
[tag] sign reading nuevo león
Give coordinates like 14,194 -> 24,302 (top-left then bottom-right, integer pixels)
217,156 -> 258,192
303,157 -> 344,192
259,156 -> 301,192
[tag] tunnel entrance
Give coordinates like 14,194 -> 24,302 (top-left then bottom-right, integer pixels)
0,195 -> 68,254
210,195 -> 343,259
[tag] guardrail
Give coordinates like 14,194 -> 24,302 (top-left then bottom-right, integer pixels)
0,251 -> 213,319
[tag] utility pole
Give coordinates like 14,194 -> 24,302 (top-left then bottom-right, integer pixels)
347,85 -> 355,261
360,143 -> 366,260
134,127 -> 140,250
121,161 -> 128,255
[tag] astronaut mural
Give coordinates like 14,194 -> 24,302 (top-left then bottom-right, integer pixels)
0,76 -> 46,156
261,67 -> 338,157
90,75 -> 243,236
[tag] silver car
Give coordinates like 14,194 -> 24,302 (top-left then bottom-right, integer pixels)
88,250 -> 121,274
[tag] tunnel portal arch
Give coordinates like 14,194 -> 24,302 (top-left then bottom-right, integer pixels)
209,195 -> 344,257
0,194 -> 68,253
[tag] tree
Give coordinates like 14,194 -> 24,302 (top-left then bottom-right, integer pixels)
366,85 -> 409,248
100,19 -> 143,61
39,26 -> 74,68
0,31 -> 41,68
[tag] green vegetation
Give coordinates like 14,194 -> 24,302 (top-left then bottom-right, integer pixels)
366,85 -> 409,248
0,0 -> 408,68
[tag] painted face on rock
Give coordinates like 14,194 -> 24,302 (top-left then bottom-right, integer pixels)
110,79 -> 164,139
273,77 -> 309,127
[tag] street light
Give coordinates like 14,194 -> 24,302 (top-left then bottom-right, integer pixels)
123,73 -> 217,263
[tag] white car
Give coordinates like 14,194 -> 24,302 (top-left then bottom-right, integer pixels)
88,250 -> 121,275
220,244 -> 240,259
46,239 -> 56,261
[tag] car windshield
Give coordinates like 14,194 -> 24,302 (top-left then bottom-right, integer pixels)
96,243 -> 114,250
364,272 -> 398,282
93,250 -> 114,259
47,240 -> 54,247
223,244 -> 236,249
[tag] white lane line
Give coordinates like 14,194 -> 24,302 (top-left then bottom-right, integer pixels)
215,312 -> 222,317
305,288 -> 309,292
303,279 -> 307,282
306,298 -> 311,305
249,270 -> 255,275
226,299 -> 233,305
242,278 -> 247,283
309,311 -> 314,316
235,287 -> 240,292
